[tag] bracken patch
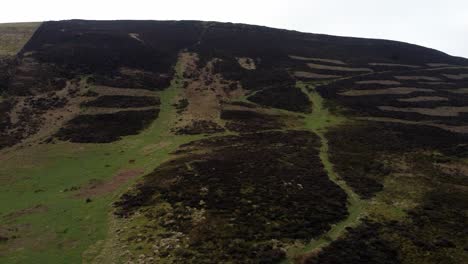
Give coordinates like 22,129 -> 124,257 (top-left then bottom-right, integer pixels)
248,86 -> 312,113
55,109 -> 159,143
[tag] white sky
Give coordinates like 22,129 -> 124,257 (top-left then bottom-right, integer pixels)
2,0 -> 467,58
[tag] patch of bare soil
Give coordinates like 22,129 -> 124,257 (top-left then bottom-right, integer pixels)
442,73 -> 468,80
340,87 -> 434,96
75,169 -> 145,198
395,76 -> 442,81
355,80 -> 401,85
307,63 -> 372,72
294,71 -> 340,79
398,96 -> 449,102
289,55 -> 346,65
378,106 -> 468,117
237,57 -> 256,70
173,52 -> 243,134
368,63 -> 420,68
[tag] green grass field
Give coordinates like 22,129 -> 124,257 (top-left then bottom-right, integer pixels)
0,60 -> 203,263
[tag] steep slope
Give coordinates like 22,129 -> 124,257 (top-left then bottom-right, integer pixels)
0,20 -> 467,264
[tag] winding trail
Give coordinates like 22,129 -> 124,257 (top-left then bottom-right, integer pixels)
284,82 -> 366,263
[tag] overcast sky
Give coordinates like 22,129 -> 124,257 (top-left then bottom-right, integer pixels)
2,0 -> 467,58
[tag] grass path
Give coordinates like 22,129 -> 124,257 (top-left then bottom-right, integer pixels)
284,82 -> 366,263
82,56 -> 211,263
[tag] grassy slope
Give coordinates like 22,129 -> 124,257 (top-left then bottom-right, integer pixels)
0,22 -> 41,56
0,59 -> 201,263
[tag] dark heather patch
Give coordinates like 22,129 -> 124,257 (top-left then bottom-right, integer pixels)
7,60 -> 68,96
304,220 -> 401,264
0,101 -> 13,130
305,155 -> 468,264
326,121 -> 468,198
0,101 -> 14,149
212,59 -> 295,91
212,57 -> 312,112
82,95 -> 160,108
0,56 -> 16,93
227,101 -> 258,108
91,72 -> 171,91
193,22 -> 467,67
21,20 -> 204,90
25,95 -> 68,111
55,109 -> 159,143
173,120 -> 225,135
394,156 -> 468,262
221,109 -> 286,133
248,86 -> 312,113
316,67 -> 468,125
115,130 -> 348,263
173,98 -> 189,114
82,90 -> 99,97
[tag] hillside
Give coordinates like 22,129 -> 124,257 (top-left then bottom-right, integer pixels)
0,20 -> 467,264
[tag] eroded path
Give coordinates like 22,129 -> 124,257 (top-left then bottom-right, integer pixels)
285,82 -> 366,263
